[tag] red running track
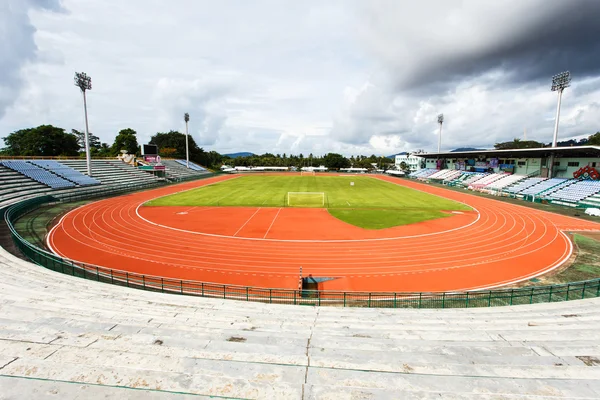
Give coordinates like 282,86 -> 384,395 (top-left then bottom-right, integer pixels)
47,175 -> 600,292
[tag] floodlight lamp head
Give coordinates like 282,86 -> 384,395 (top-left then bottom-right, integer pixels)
74,72 -> 92,92
437,114 -> 444,124
551,71 -> 571,91
184,112 -> 190,123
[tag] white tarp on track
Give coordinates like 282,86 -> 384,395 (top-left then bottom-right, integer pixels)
584,208 -> 600,217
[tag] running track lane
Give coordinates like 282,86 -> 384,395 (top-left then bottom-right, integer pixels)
47,174 -> 600,292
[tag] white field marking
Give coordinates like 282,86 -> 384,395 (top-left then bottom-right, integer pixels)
263,208 -> 282,239
49,196 -> 556,282
233,208 -> 262,237
448,223 -> 572,293
46,175 -> 236,257
135,200 -> 480,243
379,174 -> 600,228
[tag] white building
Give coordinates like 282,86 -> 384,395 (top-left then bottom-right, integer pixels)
301,165 -> 328,172
395,153 -> 423,172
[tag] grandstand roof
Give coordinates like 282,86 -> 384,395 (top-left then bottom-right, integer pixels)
421,146 -> 600,159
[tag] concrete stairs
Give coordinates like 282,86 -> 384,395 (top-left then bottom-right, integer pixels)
1,247 -> 600,398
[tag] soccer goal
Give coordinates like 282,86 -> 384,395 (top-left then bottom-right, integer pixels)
287,192 -> 325,207
300,171 -> 316,176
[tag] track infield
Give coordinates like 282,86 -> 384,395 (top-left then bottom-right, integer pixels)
46,174 -> 600,293
145,175 -> 472,230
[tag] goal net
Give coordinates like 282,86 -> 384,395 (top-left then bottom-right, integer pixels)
287,192 -> 325,207
300,171 -> 316,176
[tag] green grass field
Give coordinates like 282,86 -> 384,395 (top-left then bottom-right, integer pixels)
145,175 -> 471,229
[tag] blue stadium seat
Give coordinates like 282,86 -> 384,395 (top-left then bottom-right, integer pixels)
0,160 -> 75,189
29,160 -> 100,186
175,159 -> 207,171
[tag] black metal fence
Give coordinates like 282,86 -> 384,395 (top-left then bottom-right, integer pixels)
5,192 -> 600,308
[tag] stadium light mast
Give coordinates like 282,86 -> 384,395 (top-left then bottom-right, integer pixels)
184,113 -> 190,169
548,71 -> 571,178
551,71 -> 571,147
437,114 -> 444,153
74,72 -> 93,177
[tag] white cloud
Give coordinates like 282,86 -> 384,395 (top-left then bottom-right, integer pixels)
1,0 -> 599,156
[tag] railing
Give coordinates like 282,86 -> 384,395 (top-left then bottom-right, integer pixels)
4,193 -> 600,308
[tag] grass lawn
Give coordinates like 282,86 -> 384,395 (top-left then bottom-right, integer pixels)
145,175 -> 470,229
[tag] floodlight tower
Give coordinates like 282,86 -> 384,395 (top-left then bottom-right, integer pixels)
437,114 -> 444,153
184,113 -> 190,168
548,71 -> 571,178
551,71 -> 571,147
74,72 -> 93,177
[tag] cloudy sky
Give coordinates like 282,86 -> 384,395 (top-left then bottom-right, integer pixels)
2,0 -> 600,156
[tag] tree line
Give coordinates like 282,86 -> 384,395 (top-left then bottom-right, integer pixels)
494,131 -> 600,150
0,125 -> 221,168
0,124 -> 395,170
222,153 -> 394,170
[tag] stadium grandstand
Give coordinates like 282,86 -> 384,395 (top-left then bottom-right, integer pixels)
159,159 -> 211,181
1,153 -> 600,397
405,146 -> 600,209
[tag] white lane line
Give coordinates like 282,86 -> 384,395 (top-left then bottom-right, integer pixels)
233,208 -> 262,237
263,208 -> 282,239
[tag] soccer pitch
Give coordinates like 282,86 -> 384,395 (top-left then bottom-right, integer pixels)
146,175 -> 471,229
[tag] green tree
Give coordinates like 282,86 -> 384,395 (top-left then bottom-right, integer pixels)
494,138 -> 545,150
323,153 -> 351,170
149,131 -> 223,168
111,128 -> 139,155
72,129 -> 101,152
588,132 -> 600,146
2,125 -> 79,156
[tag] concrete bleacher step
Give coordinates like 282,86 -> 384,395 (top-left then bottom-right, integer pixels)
1,356 -> 304,399
3,247 -> 600,398
0,376 -> 209,400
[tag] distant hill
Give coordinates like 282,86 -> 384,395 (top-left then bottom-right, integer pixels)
223,152 -> 254,158
450,147 -> 485,152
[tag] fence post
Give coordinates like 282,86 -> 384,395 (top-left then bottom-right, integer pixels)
529,287 -> 534,304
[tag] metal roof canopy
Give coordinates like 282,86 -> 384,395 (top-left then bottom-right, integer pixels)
421,146 -> 600,159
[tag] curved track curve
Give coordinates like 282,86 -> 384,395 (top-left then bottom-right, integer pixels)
47,175 -> 600,292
